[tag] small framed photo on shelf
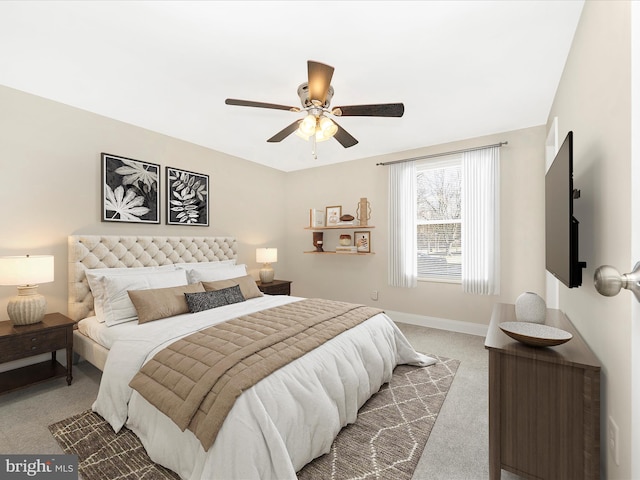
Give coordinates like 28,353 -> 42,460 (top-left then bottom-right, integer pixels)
309,208 -> 325,227
354,231 -> 371,253
325,206 -> 342,226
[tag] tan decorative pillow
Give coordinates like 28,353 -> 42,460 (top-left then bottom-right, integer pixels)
128,283 -> 206,324
201,275 -> 263,300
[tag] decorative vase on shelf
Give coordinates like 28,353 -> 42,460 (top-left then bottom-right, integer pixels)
356,197 -> 371,226
313,232 -> 324,252
515,292 -> 546,323
339,234 -> 352,246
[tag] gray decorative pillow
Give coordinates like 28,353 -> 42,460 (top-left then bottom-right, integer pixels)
184,285 -> 245,313
221,284 -> 245,305
184,290 -> 228,313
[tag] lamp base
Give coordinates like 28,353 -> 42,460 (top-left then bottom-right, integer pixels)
7,285 -> 46,325
259,266 -> 275,284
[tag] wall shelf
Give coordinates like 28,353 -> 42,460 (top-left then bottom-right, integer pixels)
305,223 -> 375,255
304,251 -> 375,255
305,225 -> 375,230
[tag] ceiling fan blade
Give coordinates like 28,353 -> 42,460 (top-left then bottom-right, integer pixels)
333,103 -> 405,117
332,120 -> 358,148
267,120 -> 302,143
307,61 -> 334,105
225,98 -> 299,112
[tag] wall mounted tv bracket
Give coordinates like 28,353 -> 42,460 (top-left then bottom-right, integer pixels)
572,188 -> 587,284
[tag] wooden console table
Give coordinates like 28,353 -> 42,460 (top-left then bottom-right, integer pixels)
485,303 -> 600,479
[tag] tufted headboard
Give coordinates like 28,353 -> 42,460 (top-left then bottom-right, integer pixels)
68,235 -> 238,322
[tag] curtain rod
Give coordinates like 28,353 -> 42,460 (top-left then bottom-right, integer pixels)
376,141 -> 508,166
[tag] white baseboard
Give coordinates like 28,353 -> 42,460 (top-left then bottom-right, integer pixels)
386,310 -> 488,337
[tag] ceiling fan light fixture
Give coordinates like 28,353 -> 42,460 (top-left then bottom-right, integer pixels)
314,129 -> 332,143
298,114 -> 317,137
295,129 -> 310,140
318,116 -> 338,137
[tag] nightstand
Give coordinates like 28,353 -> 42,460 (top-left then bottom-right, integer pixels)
0,312 -> 74,395
256,279 -> 292,295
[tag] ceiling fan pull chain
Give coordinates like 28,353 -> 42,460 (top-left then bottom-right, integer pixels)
312,134 -> 318,160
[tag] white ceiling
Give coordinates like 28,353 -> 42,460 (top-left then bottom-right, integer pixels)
0,1 -> 583,172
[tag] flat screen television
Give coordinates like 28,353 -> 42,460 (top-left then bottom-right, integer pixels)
545,131 -> 586,288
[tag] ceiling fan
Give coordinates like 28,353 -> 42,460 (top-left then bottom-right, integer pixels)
225,60 -> 404,154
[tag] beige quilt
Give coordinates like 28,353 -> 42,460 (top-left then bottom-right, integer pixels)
128,298 -> 383,450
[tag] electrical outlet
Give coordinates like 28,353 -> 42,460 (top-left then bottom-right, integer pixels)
370,290 -> 378,301
608,416 -> 620,466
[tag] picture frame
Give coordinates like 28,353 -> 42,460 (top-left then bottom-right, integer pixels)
166,166 -> 209,226
325,206 -> 342,226
101,153 -> 160,224
310,208 -> 325,228
354,231 -> 371,253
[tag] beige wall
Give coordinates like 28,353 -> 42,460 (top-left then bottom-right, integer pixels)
0,85 -> 288,316
547,1 -> 632,477
0,84 -> 547,329
284,126 -> 546,327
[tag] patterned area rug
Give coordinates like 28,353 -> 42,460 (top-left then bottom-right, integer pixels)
49,355 -> 459,480
297,355 -> 460,479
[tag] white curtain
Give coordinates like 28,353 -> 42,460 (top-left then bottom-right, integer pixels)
388,161 -> 417,287
461,146 -> 500,295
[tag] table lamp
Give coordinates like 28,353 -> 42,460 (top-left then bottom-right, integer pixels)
256,248 -> 277,284
0,255 -> 54,325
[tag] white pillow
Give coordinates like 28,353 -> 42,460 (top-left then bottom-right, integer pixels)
86,265 -> 177,322
187,264 -> 248,284
174,259 -> 236,281
175,259 -> 236,269
99,269 -> 188,326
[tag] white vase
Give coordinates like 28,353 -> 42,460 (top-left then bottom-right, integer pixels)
515,292 -> 546,323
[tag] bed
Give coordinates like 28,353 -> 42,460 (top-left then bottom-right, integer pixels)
69,235 -> 435,480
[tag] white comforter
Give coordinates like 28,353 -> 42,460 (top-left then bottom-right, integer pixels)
92,295 -> 435,480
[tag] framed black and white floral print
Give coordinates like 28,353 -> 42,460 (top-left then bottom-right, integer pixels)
101,153 -> 160,223
166,167 -> 209,226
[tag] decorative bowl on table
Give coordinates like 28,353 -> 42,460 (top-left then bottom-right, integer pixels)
499,321 -> 572,347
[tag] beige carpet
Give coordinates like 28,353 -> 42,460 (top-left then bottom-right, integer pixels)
49,355 -> 459,480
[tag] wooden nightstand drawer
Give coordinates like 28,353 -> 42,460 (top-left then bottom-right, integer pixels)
0,328 -> 67,362
256,279 -> 292,296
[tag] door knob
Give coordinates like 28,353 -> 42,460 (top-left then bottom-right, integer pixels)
594,262 -> 640,302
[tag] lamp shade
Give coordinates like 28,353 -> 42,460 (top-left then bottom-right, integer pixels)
256,248 -> 277,264
318,116 -> 338,137
0,255 -> 54,286
298,115 -> 317,137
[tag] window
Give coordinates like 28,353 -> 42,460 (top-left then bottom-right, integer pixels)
416,156 -> 462,281
388,145 -> 499,291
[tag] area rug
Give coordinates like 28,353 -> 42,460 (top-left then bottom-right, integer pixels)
49,354 -> 459,480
